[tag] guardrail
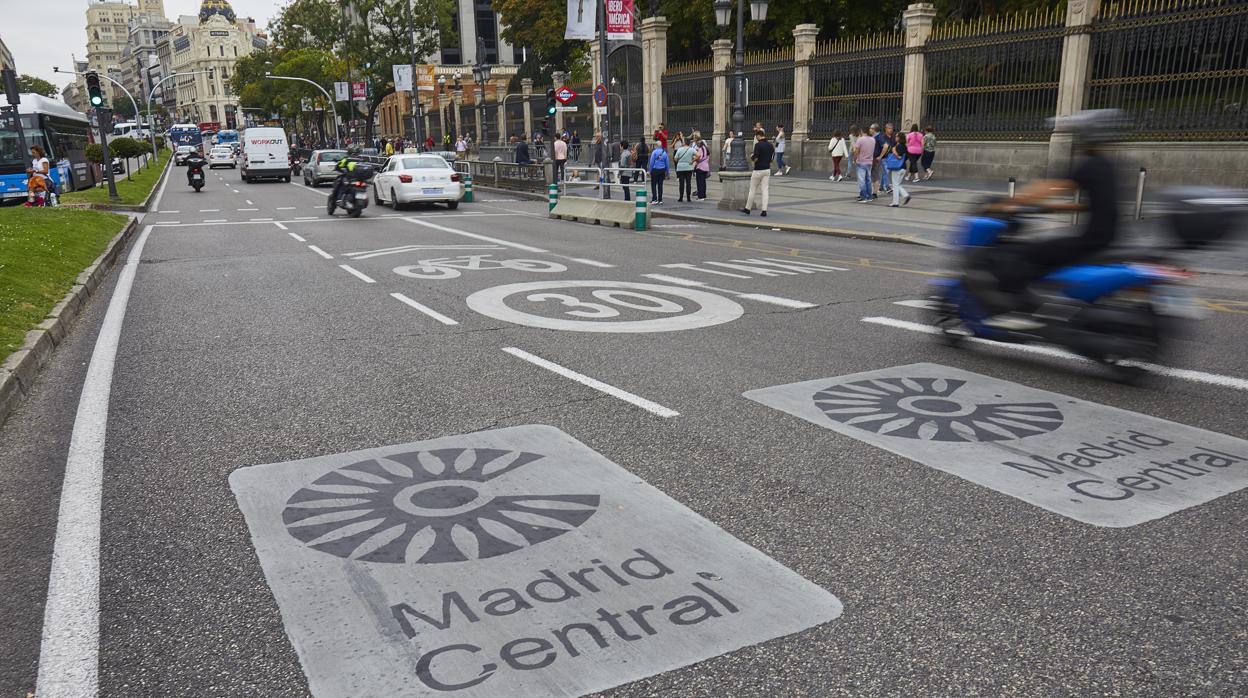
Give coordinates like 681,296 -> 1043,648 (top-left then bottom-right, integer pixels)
559,166 -> 648,200
452,159 -> 548,193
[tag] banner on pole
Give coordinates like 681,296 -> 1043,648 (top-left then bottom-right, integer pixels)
392,64 -> 413,92
564,0 -> 596,40
606,0 -> 634,40
301,97 -> 313,112
416,64 -> 436,92
334,81 -> 349,102
352,81 -> 367,101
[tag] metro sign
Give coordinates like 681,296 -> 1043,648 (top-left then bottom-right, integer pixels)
555,87 -> 577,104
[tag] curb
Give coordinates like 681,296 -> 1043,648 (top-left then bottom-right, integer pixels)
60,154 -> 171,213
0,217 -> 140,428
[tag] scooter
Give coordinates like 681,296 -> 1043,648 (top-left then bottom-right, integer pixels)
188,162 -> 206,192
326,165 -> 375,218
925,189 -> 1246,382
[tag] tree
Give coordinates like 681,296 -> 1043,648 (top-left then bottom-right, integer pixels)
16,74 -> 58,97
108,137 -> 142,180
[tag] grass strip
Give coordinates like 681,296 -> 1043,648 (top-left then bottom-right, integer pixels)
61,150 -> 170,207
0,207 -> 129,354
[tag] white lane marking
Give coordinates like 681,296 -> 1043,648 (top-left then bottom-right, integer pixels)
250,217 -> 274,221
295,216 -> 317,220
339,264 -> 377,283
288,231 -> 307,242
277,206 -> 296,210
152,221 -> 181,225
652,223 -> 704,229
570,258 -> 615,268
203,219 -> 227,223
36,225 -> 153,696
894,299 -> 937,309
157,209 -> 178,214
239,208 -> 260,212
198,209 -> 219,212
404,217 -> 548,253
149,164 -> 171,212
272,221 -> 288,230
641,273 -> 707,287
860,316 -> 1248,392
737,293 -> 818,309
391,292 -> 459,325
502,347 -> 680,418
308,245 -> 334,259
245,199 -> 254,205
344,244 -> 501,260
660,262 -> 750,278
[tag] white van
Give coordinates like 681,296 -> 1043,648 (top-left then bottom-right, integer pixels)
238,127 -> 291,183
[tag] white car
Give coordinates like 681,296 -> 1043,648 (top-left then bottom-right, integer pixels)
207,146 -> 236,169
173,144 -> 196,165
372,155 -> 463,209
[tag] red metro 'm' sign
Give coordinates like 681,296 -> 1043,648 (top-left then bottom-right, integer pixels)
554,87 -> 577,104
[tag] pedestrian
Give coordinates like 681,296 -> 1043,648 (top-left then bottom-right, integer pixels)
653,122 -> 669,151
385,140 -> 395,157
774,124 -> 790,176
905,124 -> 923,182
693,132 -> 710,200
609,136 -> 622,198
922,125 -> 937,180
553,133 -> 569,183
425,135 -> 435,151
571,129 -> 581,161
875,122 -> 896,194
26,145 -> 51,207
827,129 -> 848,182
674,136 -> 697,202
885,139 -> 911,207
634,136 -> 649,184
851,125 -> 875,203
647,141 -> 670,204
591,131 -> 605,185
740,129 -> 774,217
722,130 -> 734,166
514,134 -> 532,165
618,139 -> 633,201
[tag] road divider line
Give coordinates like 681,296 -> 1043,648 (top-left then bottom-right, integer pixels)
860,316 -> 1248,392
502,347 -> 680,418
239,208 -> 259,212
639,274 -> 817,309
272,221 -> 288,230
153,221 -> 180,225
245,199 -> 254,205
307,245 -> 333,259
339,264 -> 376,283
276,206 -> 296,210
391,292 -> 459,325
198,209 -> 219,212
203,219 -> 227,223
157,209 -> 178,214
570,258 -> 615,268
641,273 -> 707,287
149,164 -> 171,212
403,217 -> 548,253
295,216 -> 317,220
250,217 -> 273,221
36,224 -> 154,697
737,293 -> 818,309
287,231 -> 306,242
894,299 -> 937,309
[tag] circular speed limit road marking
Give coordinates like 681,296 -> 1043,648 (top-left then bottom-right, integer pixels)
465,281 -> 745,332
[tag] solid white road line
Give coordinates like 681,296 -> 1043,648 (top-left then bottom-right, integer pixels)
641,273 -> 707,287
404,217 -> 548,253
287,232 -> 307,242
295,216 -> 317,220
36,225 -> 153,697
570,258 -> 615,268
339,264 -> 377,283
250,217 -> 273,221
307,245 -> 333,259
149,163 -> 171,212
203,219 -> 227,223
239,208 -> 259,212
860,316 -> 1248,392
639,273 -> 818,309
157,210 -> 178,214
198,209 -> 219,212
391,292 -> 459,325
276,206 -> 296,210
894,299 -> 937,309
502,347 -> 680,418
736,293 -> 818,309
152,221 -> 181,225
272,221 -> 288,230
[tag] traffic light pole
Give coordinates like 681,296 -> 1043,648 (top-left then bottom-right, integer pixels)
56,67 -> 149,168
95,107 -> 121,202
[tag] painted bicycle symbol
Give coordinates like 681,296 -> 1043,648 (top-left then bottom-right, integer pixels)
393,255 -> 568,280
467,281 -> 745,332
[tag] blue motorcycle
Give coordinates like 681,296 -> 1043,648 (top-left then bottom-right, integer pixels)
926,189 -> 1245,382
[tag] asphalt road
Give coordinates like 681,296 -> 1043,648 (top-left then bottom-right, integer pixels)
2,166 -> 1246,697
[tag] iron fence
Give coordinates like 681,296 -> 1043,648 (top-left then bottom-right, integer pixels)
810,35 -> 904,139
662,60 -> 714,138
742,48 -> 794,133
923,9 -> 1064,140
1088,0 -> 1248,140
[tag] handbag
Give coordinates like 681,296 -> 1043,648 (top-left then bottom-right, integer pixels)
884,152 -> 905,170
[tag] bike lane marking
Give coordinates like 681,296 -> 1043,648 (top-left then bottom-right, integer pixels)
402,217 -> 614,268
502,347 -> 679,418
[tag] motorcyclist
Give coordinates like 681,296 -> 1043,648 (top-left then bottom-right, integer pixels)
331,148 -> 362,204
184,146 -> 207,185
983,109 -> 1127,327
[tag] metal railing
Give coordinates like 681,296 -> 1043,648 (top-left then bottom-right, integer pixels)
558,166 -> 648,200
452,159 -> 548,193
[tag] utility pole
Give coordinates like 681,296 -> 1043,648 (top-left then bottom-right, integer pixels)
404,0 -> 425,149
598,0 -> 610,146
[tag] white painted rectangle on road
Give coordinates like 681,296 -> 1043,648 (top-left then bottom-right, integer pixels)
745,363 -> 1248,527
503,347 -> 679,418
391,292 -> 459,325
338,264 -> 376,283
229,425 -> 841,698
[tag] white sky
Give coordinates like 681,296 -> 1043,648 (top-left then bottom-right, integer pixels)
1,0 -> 288,90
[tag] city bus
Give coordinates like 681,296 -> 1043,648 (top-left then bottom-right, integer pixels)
168,123 -> 202,147
0,93 -> 93,201
215,128 -> 240,151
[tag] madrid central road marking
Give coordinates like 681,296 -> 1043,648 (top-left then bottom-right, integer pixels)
502,347 -> 680,418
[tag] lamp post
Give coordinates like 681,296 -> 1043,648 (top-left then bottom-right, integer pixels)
263,73 -> 341,147
452,70 -> 463,142
714,0 -> 768,171
472,37 -> 492,153
144,70 -> 212,159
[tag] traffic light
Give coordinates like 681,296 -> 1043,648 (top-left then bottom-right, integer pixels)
546,88 -> 557,116
86,72 -> 104,108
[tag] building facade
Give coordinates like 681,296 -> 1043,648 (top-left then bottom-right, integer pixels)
167,1 -> 265,128
438,0 -> 520,67
84,0 -> 169,114
0,34 -> 14,72
121,11 -> 173,114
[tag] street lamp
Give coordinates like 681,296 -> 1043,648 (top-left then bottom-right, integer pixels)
715,0 -> 769,171
472,37 -> 492,149
263,72 -> 341,147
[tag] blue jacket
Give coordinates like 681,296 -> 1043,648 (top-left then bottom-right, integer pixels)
647,148 -> 670,173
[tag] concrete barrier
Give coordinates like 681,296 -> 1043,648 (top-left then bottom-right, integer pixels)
550,196 -> 646,229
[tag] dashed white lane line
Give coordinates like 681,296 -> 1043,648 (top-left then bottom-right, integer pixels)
391,292 -> 459,325
250,217 -> 273,221
287,231 -> 306,242
277,206 -> 296,210
307,245 -> 333,259
894,299 -> 937,309
640,273 -> 817,309
860,316 -> 1248,392
339,264 -> 377,283
203,219 -> 227,223
502,347 -> 680,418
153,221 -> 181,225
157,209 -> 179,213
198,209 -> 219,212
570,258 -> 615,268
245,199 -> 254,205
36,224 -> 153,696
273,221 -> 288,230
239,208 -> 259,212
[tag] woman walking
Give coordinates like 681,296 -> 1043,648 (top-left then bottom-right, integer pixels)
693,133 -> 711,200
921,126 -> 937,180
885,140 -> 910,207
647,141 -> 670,204
774,124 -> 789,175
827,129 -> 848,181
905,124 -> 924,182
674,137 -> 697,202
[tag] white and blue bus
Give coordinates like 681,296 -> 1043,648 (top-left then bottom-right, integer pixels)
168,123 -> 202,148
0,93 -> 93,202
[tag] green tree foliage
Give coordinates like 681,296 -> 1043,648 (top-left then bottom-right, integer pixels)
16,74 -> 58,97
107,137 -> 142,179
85,143 -> 103,164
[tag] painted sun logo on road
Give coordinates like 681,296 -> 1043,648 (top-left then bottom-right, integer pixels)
813,377 -> 1064,442
282,449 -> 599,564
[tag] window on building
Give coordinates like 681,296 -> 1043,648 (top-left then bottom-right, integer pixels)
221,67 -> 229,78
219,45 -> 224,56
233,46 -> 238,57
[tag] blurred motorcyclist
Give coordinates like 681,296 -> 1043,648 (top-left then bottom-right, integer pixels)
184,146 -> 207,184
331,148 -> 362,203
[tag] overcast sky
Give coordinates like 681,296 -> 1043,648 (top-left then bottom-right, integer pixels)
3,0 -> 288,91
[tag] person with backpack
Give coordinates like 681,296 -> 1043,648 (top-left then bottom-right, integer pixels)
885,139 -> 911,207
647,142 -> 670,204
673,137 -> 697,202
827,129 -> 848,181
693,133 -> 711,200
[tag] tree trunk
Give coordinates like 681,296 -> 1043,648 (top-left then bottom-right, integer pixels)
364,86 -> 396,144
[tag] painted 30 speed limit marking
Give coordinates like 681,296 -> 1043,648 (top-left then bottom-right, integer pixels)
465,281 -> 745,333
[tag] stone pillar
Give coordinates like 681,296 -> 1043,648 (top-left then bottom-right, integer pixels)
640,17 -> 669,136
711,38 -> 733,169
552,70 -> 567,132
902,3 -> 937,131
453,91 -> 463,140
521,77 -> 534,138
496,82 -> 507,145
1048,0 -> 1102,176
790,24 -> 819,171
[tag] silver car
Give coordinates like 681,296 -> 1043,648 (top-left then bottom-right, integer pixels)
301,149 -> 348,187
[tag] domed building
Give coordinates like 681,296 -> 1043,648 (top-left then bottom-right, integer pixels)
198,0 -> 236,24
165,0 -> 265,129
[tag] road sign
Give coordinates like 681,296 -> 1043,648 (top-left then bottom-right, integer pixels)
555,105 -> 578,112
555,86 -> 577,104
594,83 -> 608,108
594,105 -> 607,115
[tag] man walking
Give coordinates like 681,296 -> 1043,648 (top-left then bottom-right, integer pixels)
553,133 -> 569,183
852,125 -> 875,203
874,122 -> 895,195
514,134 -> 532,166
740,129 -> 774,217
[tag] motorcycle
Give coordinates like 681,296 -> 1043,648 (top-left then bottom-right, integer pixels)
925,188 -> 1246,382
326,164 -> 376,218
188,163 -> 206,192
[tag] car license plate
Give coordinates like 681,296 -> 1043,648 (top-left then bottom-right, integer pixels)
421,187 -> 442,195
191,174 -> 203,180
354,192 -> 368,200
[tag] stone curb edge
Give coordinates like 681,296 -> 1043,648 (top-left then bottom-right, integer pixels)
0,216 -> 140,428
59,154 -> 171,213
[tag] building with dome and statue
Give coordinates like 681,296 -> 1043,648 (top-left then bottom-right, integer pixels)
165,0 -> 266,129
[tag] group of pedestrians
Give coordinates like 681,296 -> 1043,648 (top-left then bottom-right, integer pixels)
828,123 -> 936,206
